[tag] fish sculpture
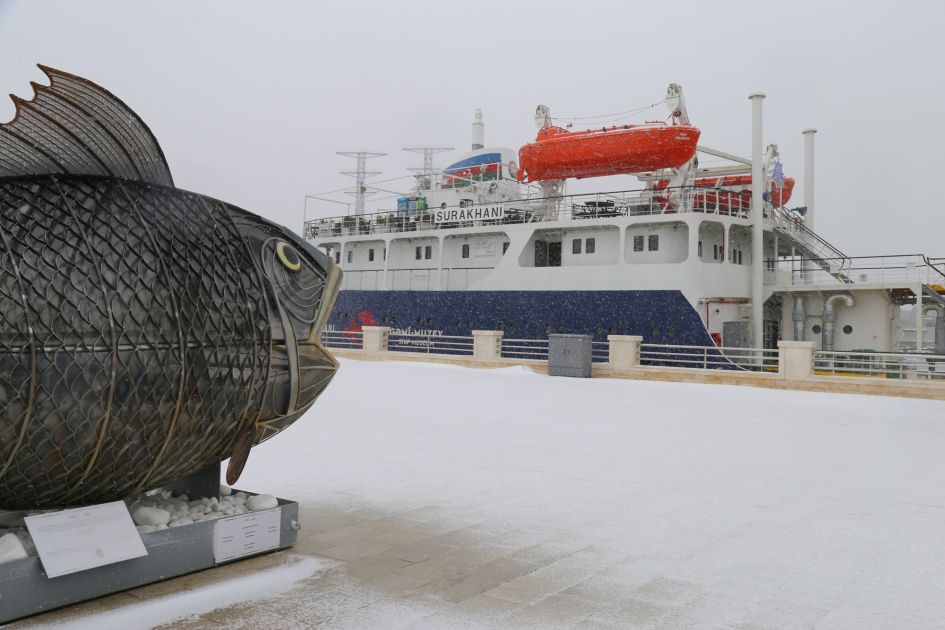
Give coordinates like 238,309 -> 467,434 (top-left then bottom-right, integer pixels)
0,65 -> 341,509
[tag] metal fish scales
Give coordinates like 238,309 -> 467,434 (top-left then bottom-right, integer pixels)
0,66 -> 341,509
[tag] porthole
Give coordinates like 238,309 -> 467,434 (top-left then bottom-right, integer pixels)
812,324 -> 822,334
843,325 -> 853,334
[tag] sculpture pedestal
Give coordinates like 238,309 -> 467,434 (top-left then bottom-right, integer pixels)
0,469 -> 299,624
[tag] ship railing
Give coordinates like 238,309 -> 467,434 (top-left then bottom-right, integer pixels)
770,255 -> 945,288
591,341 -> 610,363
320,329 -> 364,349
387,332 -> 474,356
303,185 -> 761,238
501,338 -> 549,360
813,350 -> 945,380
640,343 -> 778,371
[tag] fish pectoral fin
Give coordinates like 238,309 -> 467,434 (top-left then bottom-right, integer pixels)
225,429 -> 255,486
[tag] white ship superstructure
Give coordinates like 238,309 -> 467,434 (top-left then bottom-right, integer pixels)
305,86 -> 945,353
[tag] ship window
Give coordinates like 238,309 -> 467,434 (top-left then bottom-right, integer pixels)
843,324 -> 853,334
648,235 -> 659,251
503,242 -> 510,254
698,240 -> 703,257
424,245 -> 432,259
462,244 -> 470,259
415,246 -> 422,260
812,324 -> 822,334
738,250 -> 743,265
713,244 -> 719,260
346,250 -> 352,264
383,247 -> 387,260
572,239 -> 582,255
335,251 -> 340,264
368,248 -> 375,262
586,238 -> 596,254
633,235 -> 644,252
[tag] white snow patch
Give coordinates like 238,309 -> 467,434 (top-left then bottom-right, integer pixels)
28,555 -> 323,630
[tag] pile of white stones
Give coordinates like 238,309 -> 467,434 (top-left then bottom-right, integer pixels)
131,486 -> 278,533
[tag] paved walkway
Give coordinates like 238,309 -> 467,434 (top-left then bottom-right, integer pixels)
14,359 -> 945,628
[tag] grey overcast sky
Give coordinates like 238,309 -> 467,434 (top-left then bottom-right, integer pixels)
1,0 -> 943,256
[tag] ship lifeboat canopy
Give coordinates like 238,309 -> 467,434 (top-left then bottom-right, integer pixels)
693,174 -> 796,207
518,123 -> 700,183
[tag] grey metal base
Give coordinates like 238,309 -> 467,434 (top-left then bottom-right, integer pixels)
0,481 -> 299,623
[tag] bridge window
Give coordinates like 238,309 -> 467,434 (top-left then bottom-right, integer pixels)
346,250 -> 352,264
648,235 -> 659,251
368,248 -> 375,262
503,242 -> 510,254
633,235 -> 644,252
335,251 -> 340,264
572,239 -> 582,255
586,238 -> 596,254
415,246 -> 422,260
462,244 -> 470,259
698,240 -> 703,257
424,245 -> 432,259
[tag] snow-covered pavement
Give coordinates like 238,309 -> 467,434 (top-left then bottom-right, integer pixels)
24,359 -> 945,629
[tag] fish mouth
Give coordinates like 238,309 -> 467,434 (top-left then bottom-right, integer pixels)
255,255 -> 342,443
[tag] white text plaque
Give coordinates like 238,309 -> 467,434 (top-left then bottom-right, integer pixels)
24,501 -> 147,578
213,507 -> 282,563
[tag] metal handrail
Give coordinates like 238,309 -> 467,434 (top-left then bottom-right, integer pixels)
772,254 -> 945,287
304,185 -> 755,238
388,332 -> 474,355
814,350 -> 945,380
640,343 -> 778,371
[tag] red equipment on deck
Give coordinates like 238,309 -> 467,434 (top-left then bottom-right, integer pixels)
693,175 -> 795,209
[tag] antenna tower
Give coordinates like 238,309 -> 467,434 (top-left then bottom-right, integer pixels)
337,151 -> 386,215
403,146 -> 453,191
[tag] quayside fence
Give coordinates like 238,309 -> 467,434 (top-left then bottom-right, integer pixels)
319,327 -> 945,385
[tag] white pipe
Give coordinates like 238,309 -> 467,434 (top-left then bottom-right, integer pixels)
923,304 -> 945,354
803,129 -> 816,229
472,109 -> 485,150
822,293 -> 854,351
750,93 -> 766,349
793,293 -> 806,341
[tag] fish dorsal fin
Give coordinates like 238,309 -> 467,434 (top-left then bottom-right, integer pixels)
0,64 -> 173,187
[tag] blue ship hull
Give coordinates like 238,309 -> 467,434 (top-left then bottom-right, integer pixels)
327,290 -> 714,345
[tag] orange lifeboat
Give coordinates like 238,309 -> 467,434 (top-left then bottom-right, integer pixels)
693,175 -> 795,209
517,123 -> 700,183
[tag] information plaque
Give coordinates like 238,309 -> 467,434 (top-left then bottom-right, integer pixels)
213,507 -> 282,563
24,501 -> 148,578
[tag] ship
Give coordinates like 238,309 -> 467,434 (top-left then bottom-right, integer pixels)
304,85 -> 945,354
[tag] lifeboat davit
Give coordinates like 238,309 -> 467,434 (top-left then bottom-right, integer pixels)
518,123 -> 700,183
693,175 -> 795,208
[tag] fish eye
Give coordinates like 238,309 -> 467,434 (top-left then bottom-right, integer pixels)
276,242 -> 301,271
